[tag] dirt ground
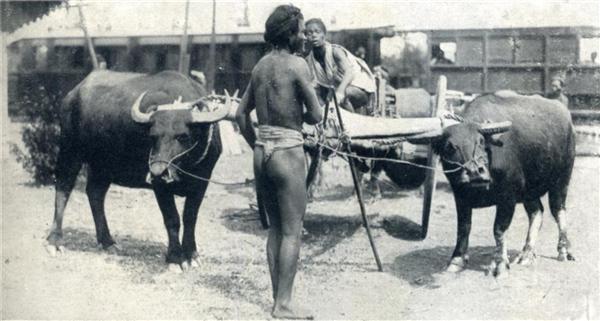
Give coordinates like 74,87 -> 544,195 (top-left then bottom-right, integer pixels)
2,122 -> 599,320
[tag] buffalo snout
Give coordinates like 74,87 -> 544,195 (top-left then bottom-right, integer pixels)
149,162 -> 177,183
150,162 -> 168,177
458,159 -> 491,187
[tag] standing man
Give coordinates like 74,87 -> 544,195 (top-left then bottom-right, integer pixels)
236,4 -> 322,319
304,18 -> 376,115
546,75 -> 569,107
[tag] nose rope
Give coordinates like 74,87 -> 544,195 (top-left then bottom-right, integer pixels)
147,125 -> 214,177
441,155 -> 487,171
148,141 -> 199,170
441,139 -> 488,172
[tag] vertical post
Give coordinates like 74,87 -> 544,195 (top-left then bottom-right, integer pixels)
76,4 -> 98,69
376,75 -> 386,117
482,32 -> 488,93
206,0 -> 217,92
1,31 -> 9,150
425,31 -> 432,93
420,75 -> 446,239
543,34 -> 550,95
178,0 -> 191,74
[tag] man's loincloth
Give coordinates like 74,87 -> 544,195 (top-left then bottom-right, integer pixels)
256,125 -> 304,165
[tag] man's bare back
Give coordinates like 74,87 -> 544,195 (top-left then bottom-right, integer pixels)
251,51 -> 322,132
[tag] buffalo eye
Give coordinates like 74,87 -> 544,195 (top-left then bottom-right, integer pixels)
176,134 -> 191,144
444,143 -> 456,155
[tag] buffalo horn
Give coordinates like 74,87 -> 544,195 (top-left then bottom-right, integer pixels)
478,121 -> 512,135
190,92 -> 231,123
131,91 -> 155,123
223,90 -> 239,121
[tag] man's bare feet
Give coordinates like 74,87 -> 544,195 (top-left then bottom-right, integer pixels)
272,304 -> 314,320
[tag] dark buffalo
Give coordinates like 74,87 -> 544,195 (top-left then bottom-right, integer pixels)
46,70 -> 232,270
426,91 -> 576,276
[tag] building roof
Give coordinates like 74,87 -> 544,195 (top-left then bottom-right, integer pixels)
1,1 -> 65,33
6,1 -> 395,45
7,0 -> 600,45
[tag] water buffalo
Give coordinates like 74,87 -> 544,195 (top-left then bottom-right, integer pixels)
423,91 -> 576,276
45,70 -> 232,270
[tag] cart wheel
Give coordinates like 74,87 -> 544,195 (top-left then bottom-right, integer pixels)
421,75 -> 447,239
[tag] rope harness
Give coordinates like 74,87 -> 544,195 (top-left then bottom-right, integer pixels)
315,141 -> 463,174
147,125 -> 215,182
440,136 -> 488,174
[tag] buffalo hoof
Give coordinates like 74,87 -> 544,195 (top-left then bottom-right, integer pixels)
181,257 -> 201,271
167,263 -> 184,274
514,249 -> 536,265
489,260 -> 510,278
104,244 -> 121,254
45,242 -> 65,257
557,251 -> 576,262
446,256 -> 468,273
189,257 -> 201,268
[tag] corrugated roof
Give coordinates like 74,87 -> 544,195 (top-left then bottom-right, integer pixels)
7,0 -> 600,44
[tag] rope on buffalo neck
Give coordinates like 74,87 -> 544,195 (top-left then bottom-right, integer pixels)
315,141 -> 463,174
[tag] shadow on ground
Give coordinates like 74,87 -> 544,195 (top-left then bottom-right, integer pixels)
389,246 -> 520,288
220,208 -> 268,235
220,208 -> 368,260
381,216 -> 424,241
302,213 -> 364,259
195,273 -> 271,313
60,227 -> 170,278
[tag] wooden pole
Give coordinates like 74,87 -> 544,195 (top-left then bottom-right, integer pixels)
1,31 -> 8,151
420,75 -> 446,239
206,0 -> 217,92
331,91 -> 383,272
178,0 -> 191,74
76,4 -> 98,69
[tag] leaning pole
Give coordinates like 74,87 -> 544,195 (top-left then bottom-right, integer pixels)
75,3 -> 98,69
178,0 -> 191,74
331,91 -> 384,272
